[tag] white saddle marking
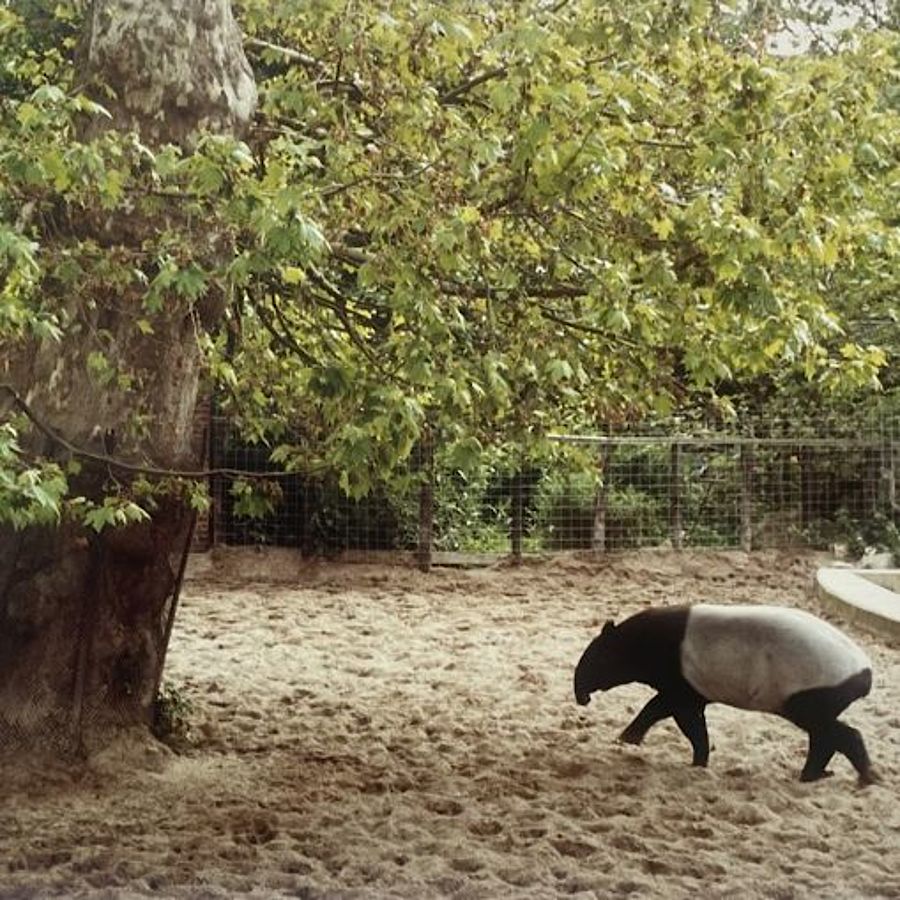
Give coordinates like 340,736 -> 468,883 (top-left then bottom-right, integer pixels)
681,604 -> 870,712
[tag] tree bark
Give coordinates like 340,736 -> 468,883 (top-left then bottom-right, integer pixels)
0,0 -> 256,756
79,0 -> 256,146
0,490 -> 190,754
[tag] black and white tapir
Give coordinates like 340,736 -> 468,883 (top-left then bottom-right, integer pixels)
573,604 -> 878,785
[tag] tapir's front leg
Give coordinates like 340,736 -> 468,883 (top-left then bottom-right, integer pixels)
619,693 -> 672,745
672,701 -> 710,766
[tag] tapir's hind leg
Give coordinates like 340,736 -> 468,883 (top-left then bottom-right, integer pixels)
782,670 -> 877,786
798,721 -> 876,785
829,721 -> 877,786
798,727 -> 837,782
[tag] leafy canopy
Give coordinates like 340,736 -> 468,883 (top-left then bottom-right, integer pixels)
0,0 -> 897,523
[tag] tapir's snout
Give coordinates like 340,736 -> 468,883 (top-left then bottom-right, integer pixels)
574,671 -> 592,706
574,664 -> 592,706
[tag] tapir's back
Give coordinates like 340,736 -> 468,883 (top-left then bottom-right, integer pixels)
680,604 -> 871,713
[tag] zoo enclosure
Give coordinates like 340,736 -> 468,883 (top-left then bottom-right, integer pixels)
196,410 -> 900,565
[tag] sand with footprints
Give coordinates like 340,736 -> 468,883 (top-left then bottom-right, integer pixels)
2,548 -> 900,898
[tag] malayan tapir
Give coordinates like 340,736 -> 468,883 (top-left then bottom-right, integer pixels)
573,604 -> 878,785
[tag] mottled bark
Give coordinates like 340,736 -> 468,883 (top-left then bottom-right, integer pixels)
0,0 -> 256,756
7,299 -> 208,468
80,0 -> 256,145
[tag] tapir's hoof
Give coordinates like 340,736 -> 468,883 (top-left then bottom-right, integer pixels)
800,769 -> 834,783
858,768 -> 881,788
618,729 -> 644,746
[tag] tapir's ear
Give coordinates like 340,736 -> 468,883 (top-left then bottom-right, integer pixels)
601,619 -> 616,636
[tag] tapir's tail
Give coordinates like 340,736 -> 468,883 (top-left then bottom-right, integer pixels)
852,666 -> 873,702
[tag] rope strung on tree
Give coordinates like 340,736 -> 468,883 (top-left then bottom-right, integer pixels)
0,382 -> 303,480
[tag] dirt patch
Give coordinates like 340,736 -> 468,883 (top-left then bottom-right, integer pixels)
2,549 -> 899,898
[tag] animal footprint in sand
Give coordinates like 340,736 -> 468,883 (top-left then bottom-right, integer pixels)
425,797 -> 464,816
551,838 -> 596,859
468,819 -> 503,837
450,857 -> 484,873
552,759 -> 591,778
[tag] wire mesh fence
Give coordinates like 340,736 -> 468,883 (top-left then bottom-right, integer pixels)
196,408 -> 900,564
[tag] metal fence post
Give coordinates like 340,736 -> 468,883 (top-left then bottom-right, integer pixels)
510,470 -> 524,563
669,441 -> 683,551
592,444 -> 612,554
740,440 -> 755,552
416,435 -> 434,572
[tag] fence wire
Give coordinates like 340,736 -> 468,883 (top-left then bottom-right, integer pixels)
197,409 -> 899,562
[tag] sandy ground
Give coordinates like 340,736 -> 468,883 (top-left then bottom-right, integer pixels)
2,548 -> 900,899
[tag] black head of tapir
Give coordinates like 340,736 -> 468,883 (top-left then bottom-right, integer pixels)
573,603 -> 879,786
574,620 -> 633,703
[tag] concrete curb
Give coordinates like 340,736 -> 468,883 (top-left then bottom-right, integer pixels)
816,567 -> 900,640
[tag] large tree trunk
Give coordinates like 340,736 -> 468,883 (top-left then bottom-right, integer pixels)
80,0 -> 256,146
0,0 -> 256,756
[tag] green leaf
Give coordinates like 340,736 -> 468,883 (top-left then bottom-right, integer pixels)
651,216 -> 675,240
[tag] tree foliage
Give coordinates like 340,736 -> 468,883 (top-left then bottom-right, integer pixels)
1,0 -> 898,517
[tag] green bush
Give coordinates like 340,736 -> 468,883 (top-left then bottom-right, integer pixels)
151,681 -> 193,744
534,478 -> 669,551
433,467 -> 511,553
534,470 -> 597,550
606,486 -> 669,548
834,509 -> 900,563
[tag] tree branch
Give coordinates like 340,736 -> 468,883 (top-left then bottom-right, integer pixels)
306,268 -> 410,385
537,305 -> 642,349
635,137 -> 695,150
439,66 -> 508,106
439,277 -> 589,300
245,37 -> 323,72
257,295 -> 323,369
